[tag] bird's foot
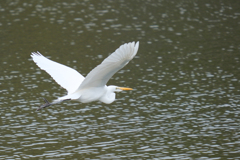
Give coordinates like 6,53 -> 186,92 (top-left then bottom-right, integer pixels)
36,98 -> 52,111
36,98 -> 71,111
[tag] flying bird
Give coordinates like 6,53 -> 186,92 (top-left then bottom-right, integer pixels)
31,41 -> 139,111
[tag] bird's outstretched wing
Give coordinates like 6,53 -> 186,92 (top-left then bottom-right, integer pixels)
78,41 -> 139,90
31,52 -> 84,94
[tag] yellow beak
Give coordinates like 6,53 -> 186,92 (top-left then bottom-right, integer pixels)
117,87 -> 133,91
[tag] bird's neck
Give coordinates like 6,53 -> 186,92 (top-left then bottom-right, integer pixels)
99,86 -> 116,104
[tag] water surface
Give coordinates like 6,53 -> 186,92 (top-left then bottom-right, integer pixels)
0,0 -> 240,159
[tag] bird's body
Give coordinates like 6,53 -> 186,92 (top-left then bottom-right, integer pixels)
31,41 -> 139,110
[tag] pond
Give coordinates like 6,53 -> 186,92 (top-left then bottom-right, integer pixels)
0,0 -> 240,159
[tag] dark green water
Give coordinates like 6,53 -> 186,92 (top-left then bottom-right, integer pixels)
0,0 -> 240,159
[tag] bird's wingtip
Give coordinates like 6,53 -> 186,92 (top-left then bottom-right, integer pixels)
135,41 -> 139,48
31,51 -> 43,57
133,41 -> 139,56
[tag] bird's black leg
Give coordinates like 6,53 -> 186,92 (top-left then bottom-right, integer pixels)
36,98 -> 52,111
36,98 -> 71,111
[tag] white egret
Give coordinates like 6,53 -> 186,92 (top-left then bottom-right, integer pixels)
31,41 -> 139,111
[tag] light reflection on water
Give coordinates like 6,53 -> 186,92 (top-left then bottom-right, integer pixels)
1,0 -> 240,159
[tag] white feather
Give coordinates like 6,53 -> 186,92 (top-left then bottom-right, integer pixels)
78,41 -> 139,90
31,52 -> 84,94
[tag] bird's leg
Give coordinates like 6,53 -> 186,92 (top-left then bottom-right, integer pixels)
36,98 -> 51,111
36,98 -> 71,111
